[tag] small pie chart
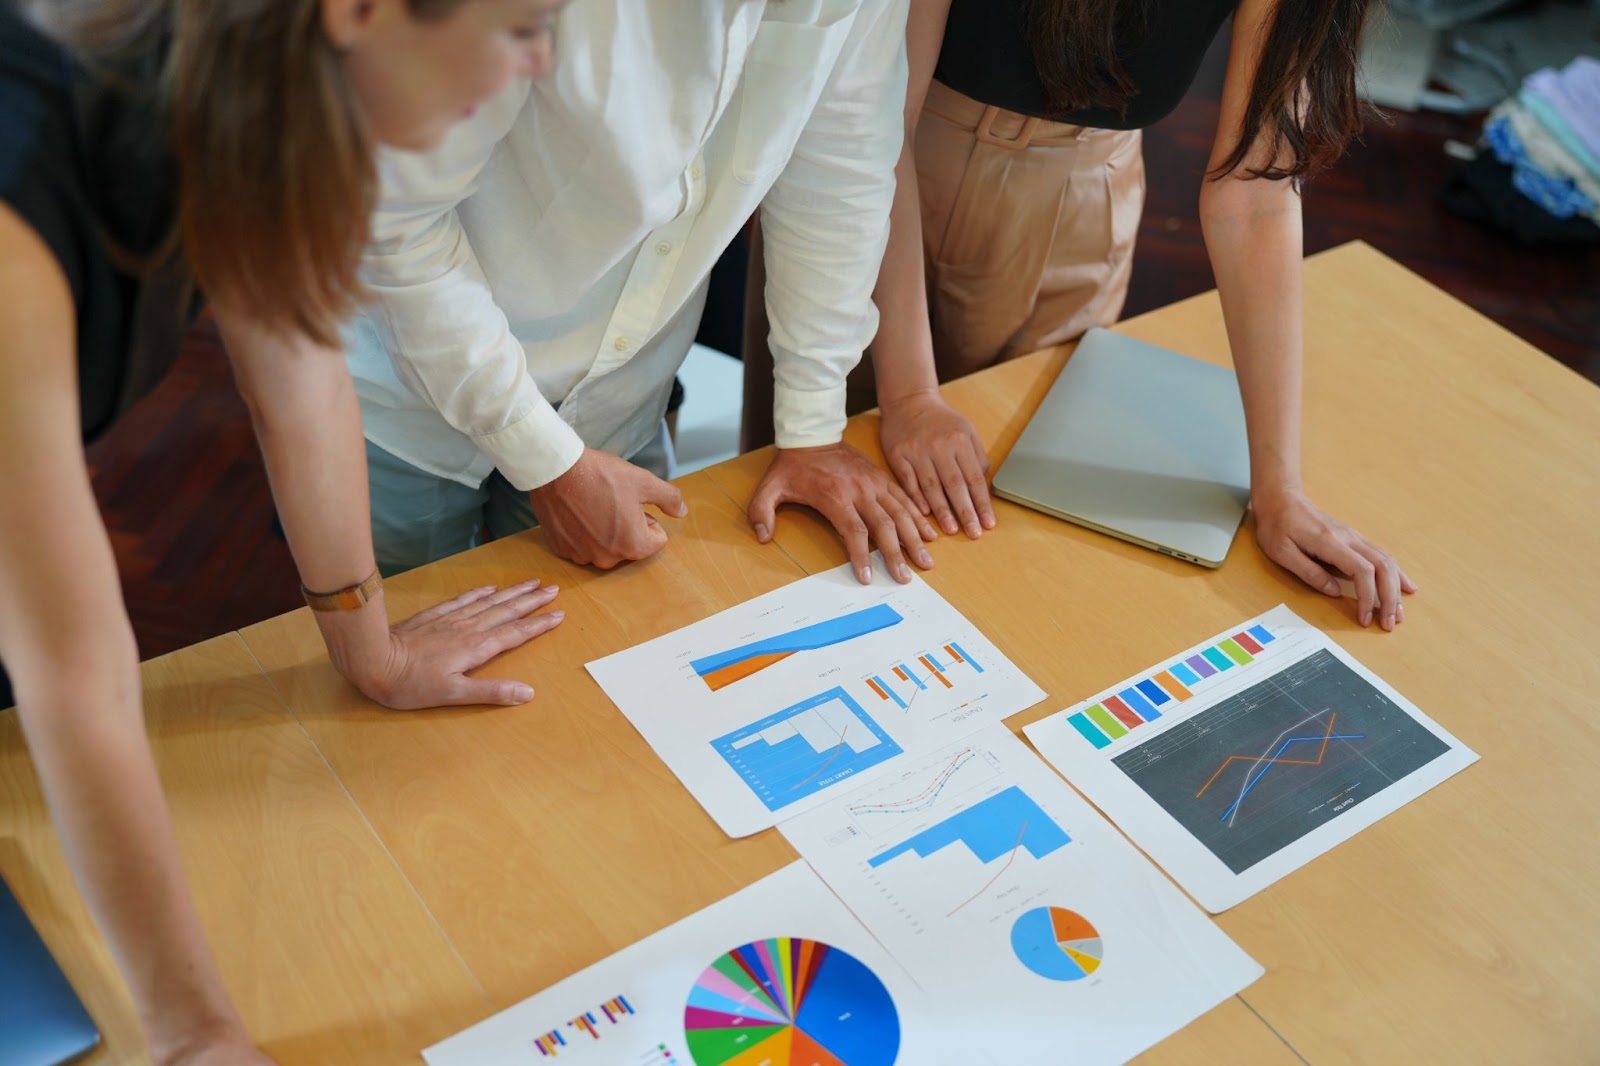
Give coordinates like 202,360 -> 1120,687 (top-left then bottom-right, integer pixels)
1010,906 -> 1104,982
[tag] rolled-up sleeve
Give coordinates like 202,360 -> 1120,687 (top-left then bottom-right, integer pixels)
760,0 -> 910,450
360,82 -> 584,490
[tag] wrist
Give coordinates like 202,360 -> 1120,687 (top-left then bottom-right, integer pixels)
313,595 -> 394,699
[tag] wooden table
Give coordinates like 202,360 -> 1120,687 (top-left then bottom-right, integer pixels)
3,243 -> 1595,1063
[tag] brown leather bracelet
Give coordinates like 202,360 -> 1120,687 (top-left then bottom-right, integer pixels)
302,569 -> 383,612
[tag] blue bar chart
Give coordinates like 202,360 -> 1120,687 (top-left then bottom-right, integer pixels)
711,688 -> 903,812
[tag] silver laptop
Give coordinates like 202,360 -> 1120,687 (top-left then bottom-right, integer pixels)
992,328 -> 1250,567
0,869 -> 100,1066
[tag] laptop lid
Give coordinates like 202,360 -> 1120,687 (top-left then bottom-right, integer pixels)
991,328 -> 1250,567
0,869 -> 100,1066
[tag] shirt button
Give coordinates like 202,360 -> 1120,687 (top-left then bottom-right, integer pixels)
655,241 -> 673,256
614,337 -> 631,352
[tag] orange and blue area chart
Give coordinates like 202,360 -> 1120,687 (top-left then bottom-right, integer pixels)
684,937 -> 900,1066
690,604 -> 904,691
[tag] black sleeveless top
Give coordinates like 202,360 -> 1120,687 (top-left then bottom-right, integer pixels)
933,0 -> 1237,129
0,9 -> 182,710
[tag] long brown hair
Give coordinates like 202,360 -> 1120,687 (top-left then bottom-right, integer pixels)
26,0 -> 465,347
1024,0 -> 1373,181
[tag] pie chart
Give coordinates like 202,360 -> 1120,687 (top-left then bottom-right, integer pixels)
1010,906 -> 1104,982
685,936 -> 900,1066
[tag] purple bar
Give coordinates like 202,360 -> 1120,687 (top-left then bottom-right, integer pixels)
1186,654 -> 1217,679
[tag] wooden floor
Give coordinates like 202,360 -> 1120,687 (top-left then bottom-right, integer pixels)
90,35 -> 1600,660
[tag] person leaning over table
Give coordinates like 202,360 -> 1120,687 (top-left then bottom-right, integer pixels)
0,1 -> 570,1061
344,0 -> 944,588
744,0 -> 1417,632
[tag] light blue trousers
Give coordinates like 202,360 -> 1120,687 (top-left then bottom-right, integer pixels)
366,422 -> 676,575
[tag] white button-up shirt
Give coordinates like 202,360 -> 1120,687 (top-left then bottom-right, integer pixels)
344,0 -> 909,490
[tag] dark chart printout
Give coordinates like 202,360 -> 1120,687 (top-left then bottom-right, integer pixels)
1113,649 -> 1450,873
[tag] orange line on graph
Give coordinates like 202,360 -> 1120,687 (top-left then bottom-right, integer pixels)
1195,713 -> 1340,799
790,724 -> 849,791
946,819 -> 1027,917
919,655 -> 953,688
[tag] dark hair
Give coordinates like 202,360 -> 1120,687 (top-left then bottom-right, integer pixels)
26,0 -> 468,346
1024,0 -> 1374,180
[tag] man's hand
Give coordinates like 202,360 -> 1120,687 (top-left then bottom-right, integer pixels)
748,443 -> 937,584
530,447 -> 688,568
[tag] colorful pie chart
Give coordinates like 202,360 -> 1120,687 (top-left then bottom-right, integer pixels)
684,937 -> 900,1066
1010,906 -> 1104,982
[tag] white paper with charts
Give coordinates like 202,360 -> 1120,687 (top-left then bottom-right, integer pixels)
586,558 -> 1046,837
780,724 -> 1262,1066
1024,604 -> 1479,912
423,861 -> 976,1066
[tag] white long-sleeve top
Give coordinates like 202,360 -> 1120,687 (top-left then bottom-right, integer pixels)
343,0 -> 909,490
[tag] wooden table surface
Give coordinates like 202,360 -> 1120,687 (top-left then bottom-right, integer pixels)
3,242 -> 1595,1063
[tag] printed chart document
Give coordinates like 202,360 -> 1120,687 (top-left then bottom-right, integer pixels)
1025,604 -> 1479,911
587,559 -> 1045,836
423,861 -> 973,1066
781,724 -> 1262,1066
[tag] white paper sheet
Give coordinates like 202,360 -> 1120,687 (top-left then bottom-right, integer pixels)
586,558 -> 1045,836
1024,604 -> 1479,912
780,723 -> 1263,1066
423,861 -> 973,1066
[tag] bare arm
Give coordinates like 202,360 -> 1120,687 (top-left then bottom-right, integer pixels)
0,206 -> 267,1064
1202,0 -> 1413,629
868,0 -> 996,540
214,310 -> 564,710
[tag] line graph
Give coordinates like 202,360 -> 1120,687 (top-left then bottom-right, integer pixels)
1113,649 -> 1452,873
1193,710 -> 1367,825
945,819 -> 1026,917
847,748 -> 977,819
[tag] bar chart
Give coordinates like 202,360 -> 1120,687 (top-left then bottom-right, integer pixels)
690,604 -> 903,691
1067,624 -> 1278,750
864,641 -> 985,710
867,786 -> 1070,869
710,688 -> 904,812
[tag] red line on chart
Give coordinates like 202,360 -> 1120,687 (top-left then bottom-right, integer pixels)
790,724 -> 849,791
1194,710 -> 1341,799
847,749 -> 976,816
945,819 -> 1027,917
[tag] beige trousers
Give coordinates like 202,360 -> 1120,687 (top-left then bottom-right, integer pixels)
742,79 -> 1146,449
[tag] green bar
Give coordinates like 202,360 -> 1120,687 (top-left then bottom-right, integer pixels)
1083,703 -> 1129,739
1219,638 -> 1254,665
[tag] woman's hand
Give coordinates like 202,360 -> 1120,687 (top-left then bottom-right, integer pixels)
322,580 -> 564,708
880,389 -> 996,540
1253,487 -> 1415,631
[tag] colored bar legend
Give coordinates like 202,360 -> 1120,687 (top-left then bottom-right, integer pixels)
1069,711 -> 1113,749
1117,686 -> 1163,722
1083,704 -> 1128,740
1103,695 -> 1144,729
1218,638 -> 1253,665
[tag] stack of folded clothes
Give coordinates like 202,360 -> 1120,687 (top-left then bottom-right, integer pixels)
1443,57 -> 1600,245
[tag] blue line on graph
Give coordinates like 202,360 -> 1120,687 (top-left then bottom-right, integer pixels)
690,603 -> 903,677
873,676 -> 908,709
1219,732 -> 1367,823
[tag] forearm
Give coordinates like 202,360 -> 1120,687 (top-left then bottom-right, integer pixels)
1200,179 -> 1305,496
12,639 -> 244,1062
216,313 -> 394,694
870,144 -> 940,404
